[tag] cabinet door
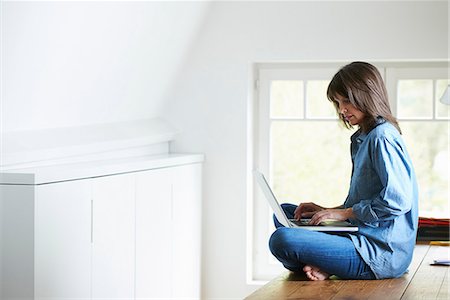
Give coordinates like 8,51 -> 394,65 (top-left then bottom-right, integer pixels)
1,185 -> 35,299
135,168 -> 172,299
92,173 -> 135,299
35,179 -> 92,299
172,164 -> 202,299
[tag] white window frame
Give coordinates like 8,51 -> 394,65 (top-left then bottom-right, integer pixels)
247,61 -> 449,284
385,67 -> 450,120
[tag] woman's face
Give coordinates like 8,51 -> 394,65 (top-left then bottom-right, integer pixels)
335,94 -> 366,126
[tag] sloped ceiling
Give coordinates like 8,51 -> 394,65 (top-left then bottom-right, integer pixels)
1,1 -> 211,131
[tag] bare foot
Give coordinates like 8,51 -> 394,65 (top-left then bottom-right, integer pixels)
303,265 -> 330,281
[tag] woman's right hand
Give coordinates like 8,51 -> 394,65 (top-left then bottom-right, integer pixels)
294,202 -> 325,220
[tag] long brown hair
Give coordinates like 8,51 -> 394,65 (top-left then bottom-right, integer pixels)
327,61 -> 401,134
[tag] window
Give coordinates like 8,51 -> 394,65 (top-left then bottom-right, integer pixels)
248,62 -> 449,282
386,67 -> 449,217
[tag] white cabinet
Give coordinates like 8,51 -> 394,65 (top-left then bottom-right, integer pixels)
135,168 -> 173,299
172,164 -> 202,299
35,180 -> 92,299
92,173 -> 136,299
0,185 -> 35,300
135,164 -> 203,300
0,154 -> 203,300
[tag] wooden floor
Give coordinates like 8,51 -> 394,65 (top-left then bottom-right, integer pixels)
245,244 -> 449,300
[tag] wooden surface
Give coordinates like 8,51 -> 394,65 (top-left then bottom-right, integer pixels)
246,244 -> 450,300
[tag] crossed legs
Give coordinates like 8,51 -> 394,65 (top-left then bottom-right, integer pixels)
269,203 -> 375,280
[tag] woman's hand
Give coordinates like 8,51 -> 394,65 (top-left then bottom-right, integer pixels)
308,208 -> 355,225
294,202 -> 325,220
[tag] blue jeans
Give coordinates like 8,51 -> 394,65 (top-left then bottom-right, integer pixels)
269,204 -> 376,280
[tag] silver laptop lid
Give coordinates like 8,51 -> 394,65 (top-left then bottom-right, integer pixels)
253,169 -> 359,232
253,170 -> 292,228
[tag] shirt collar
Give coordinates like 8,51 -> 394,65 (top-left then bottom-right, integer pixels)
352,117 -> 386,144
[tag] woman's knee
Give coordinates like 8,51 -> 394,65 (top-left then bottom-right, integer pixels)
280,203 -> 297,217
269,228 -> 292,257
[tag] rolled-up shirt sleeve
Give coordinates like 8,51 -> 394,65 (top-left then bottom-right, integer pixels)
352,136 -> 413,224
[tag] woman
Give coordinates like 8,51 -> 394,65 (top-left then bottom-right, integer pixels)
269,61 -> 418,281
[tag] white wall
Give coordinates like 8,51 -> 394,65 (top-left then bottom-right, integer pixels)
1,1 -> 209,131
162,1 -> 448,299
1,1 -> 448,299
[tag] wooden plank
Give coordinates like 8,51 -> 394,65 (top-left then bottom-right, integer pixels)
437,266 -> 449,300
401,245 -> 450,299
245,272 -> 310,300
287,279 -> 345,300
246,273 -> 346,300
331,244 -> 429,300
354,277 -> 410,300
245,245 -> 436,300
332,279 -> 383,300
363,244 -> 430,299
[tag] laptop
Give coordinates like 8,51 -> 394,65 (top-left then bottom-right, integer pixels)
253,170 -> 358,232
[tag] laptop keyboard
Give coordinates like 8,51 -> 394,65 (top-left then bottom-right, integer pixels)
289,218 -> 315,226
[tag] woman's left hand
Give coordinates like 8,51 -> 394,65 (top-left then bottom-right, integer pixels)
308,208 -> 354,225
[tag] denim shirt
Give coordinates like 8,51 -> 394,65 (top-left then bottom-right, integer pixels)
345,118 -> 418,279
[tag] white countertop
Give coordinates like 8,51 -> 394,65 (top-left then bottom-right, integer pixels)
0,153 -> 204,185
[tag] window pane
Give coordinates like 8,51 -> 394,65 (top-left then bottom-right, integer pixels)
306,80 -> 336,118
401,121 -> 449,217
270,81 -> 303,118
397,80 -> 433,119
270,121 -> 354,208
436,80 -> 450,119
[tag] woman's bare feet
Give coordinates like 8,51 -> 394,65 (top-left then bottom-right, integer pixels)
303,265 -> 330,281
